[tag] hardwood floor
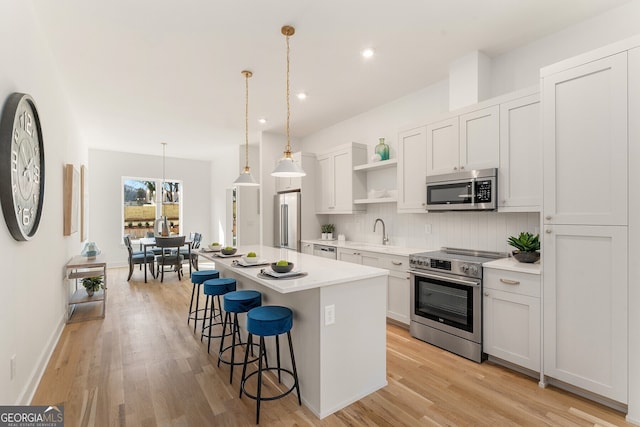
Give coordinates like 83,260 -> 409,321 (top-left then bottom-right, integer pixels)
33,265 -> 632,426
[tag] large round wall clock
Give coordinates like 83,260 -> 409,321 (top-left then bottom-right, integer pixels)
0,93 -> 45,241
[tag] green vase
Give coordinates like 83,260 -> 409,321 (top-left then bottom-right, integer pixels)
375,137 -> 389,161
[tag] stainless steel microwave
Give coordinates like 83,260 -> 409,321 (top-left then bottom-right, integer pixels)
425,168 -> 497,211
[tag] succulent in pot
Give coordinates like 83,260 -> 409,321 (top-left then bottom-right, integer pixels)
507,232 -> 540,263
82,276 -> 104,297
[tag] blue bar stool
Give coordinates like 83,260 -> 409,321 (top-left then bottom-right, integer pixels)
218,290 -> 262,384
201,277 -> 237,353
189,270 -> 219,334
240,305 -> 301,424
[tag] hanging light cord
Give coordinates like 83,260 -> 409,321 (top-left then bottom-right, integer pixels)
243,70 -> 251,172
161,142 -> 166,217
283,26 -> 294,157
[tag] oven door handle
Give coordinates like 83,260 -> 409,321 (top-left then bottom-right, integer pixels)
410,270 -> 480,287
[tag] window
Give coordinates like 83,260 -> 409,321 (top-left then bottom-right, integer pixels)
123,177 -> 182,239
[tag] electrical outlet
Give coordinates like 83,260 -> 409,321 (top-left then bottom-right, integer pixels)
10,355 -> 16,380
324,305 -> 335,325
424,224 -> 432,234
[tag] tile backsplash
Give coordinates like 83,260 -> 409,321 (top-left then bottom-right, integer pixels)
327,204 -> 540,253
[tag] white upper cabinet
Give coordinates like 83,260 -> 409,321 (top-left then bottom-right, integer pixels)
542,53 -> 628,226
397,126 -> 427,212
459,105 -> 500,171
498,93 -> 541,212
426,117 -> 459,176
315,143 -> 367,214
426,106 -> 499,176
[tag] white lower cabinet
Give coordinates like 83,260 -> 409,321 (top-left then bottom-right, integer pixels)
301,242 -> 313,255
337,248 -> 410,325
543,224 -> 628,403
483,267 -> 540,372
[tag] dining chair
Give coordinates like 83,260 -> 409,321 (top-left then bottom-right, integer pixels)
123,235 -> 155,281
155,236 -> 186,282
178,232 -> 201,271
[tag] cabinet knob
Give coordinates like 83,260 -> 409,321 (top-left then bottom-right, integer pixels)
421,203 -> 426,206
392,261 -> 403,266
484,292 -> 490,297
545,216 -> 551,220
545,229 -> 552,234
460,166 -> 465,170
453,166 -> 458,171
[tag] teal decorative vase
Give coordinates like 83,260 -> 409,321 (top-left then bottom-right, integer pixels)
375,137 -> 389,161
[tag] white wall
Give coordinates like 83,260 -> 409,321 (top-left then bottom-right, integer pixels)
88,149 -> 212,266
491,0 -> 640,97
0,2 -> 85,404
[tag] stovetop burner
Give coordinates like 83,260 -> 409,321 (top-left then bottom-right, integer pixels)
409,247 -> 507,279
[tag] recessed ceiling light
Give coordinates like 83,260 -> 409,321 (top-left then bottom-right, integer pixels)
258,118 -> 267,124
297,92 -> 307,100
362,48 -> 375,58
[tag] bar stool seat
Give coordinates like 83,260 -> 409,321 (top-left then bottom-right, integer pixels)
240,305 -> 301,424
218,290 -> 262,384
189,270 -> 219,333
201,277 -> 237,353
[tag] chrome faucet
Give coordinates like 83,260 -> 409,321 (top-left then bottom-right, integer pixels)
373,218 -> 389,245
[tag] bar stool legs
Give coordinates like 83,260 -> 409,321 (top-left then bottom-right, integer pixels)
218,290 -> 262,384
240,306 -> 301,424
189,270 -> 219,334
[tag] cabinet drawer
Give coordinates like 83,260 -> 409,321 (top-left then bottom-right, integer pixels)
484,268 -> 540,298
378,255 -> 409,273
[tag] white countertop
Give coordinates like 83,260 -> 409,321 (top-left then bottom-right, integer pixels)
199,245 -> 388,294
302,239 -> 429,257
483,257 -> 542,275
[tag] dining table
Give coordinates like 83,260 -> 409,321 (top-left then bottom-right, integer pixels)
139,236 -> 193,282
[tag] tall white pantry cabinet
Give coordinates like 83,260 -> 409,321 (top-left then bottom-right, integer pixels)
541,36 -> 640,420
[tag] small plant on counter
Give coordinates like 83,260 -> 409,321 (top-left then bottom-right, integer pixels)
81,276 -> 104,297
507,232 -> 540,263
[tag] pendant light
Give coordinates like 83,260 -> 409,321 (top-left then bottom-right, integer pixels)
233,70 -> 259,186
271,25 -> 306,178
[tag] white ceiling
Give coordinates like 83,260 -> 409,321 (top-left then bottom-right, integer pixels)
31,0 -> 631,160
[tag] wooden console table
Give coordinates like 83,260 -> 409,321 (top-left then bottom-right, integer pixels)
66,255 -> 107,323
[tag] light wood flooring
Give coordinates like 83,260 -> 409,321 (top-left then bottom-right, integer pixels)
33,264 -> 633,426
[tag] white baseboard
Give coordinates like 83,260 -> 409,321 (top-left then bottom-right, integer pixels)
20,311 -> 66,405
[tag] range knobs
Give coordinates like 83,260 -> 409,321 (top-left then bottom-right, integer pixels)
461,264 -> 469,273
469,265 -> 479,276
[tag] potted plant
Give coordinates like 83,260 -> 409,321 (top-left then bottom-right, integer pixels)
326,224 -> 335,240
137,222 -> 143,228
507,232 -> 540,263
321,224 -> 334,240
81,276 -> 104,297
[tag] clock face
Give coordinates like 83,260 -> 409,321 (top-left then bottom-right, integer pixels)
0,93 -> 45,241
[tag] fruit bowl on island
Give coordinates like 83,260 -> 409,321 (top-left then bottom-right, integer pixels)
209,243 -> 222,251
271,260 -> 294,273
243,252 -> 259,264
221,246 -> 237,256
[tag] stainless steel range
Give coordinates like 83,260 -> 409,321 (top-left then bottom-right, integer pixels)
409,247 -> 506,363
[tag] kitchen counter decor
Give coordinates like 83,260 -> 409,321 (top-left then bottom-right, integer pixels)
507,232 -> 540,263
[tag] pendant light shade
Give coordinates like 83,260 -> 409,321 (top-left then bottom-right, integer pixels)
271,25 -> 306,178
234,70 -> 259,186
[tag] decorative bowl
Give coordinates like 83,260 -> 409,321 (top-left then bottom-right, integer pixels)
271,262 -> 294,273
512,250 -> 540,263
209,244 -> 222,251
242,256 -> 259,264
221,247 -> 237,255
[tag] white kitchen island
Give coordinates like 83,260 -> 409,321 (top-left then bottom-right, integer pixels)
199,245 -> 388,419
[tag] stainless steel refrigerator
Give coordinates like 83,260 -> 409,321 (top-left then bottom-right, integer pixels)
274,191 -> 301,252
